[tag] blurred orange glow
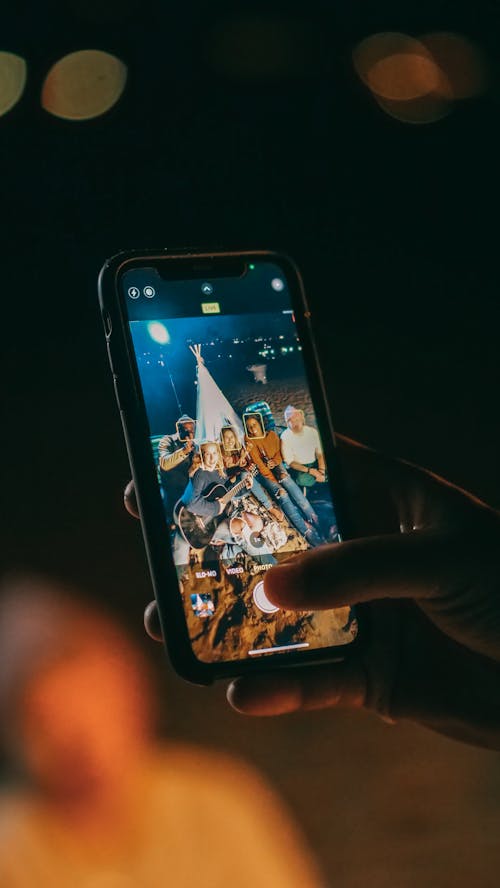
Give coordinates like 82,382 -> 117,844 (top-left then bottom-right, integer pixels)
0,578 -> 323,886
374,92 -> 452,125
353,33 -> 432,92
366,52 -> 448,101
353,33 -> 450,102
207,15 -> 321,79
41,50 -> 127,120
0,52 -> 27,117
421,32 -> 489,99
353,32 -> 454,124
21,642 -> 153,797
353,30 -> 488,125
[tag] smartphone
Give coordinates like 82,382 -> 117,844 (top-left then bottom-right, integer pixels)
99,249 -> 361,683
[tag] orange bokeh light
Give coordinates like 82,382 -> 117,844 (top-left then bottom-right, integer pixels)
366,52 -> 447,102
353,30 -> 488,125
353,33 -> 433,93
353,31 -> 455,124
421,32 -> 489,100
374,92 -> 452,125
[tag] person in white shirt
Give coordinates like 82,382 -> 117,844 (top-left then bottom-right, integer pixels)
0,576 -> 325,888
280,406 -> 326,489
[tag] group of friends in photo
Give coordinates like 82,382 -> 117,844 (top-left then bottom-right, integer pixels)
157,404 -> 334,568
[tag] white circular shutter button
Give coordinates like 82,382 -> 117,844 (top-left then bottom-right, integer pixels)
253,580 -> 279,614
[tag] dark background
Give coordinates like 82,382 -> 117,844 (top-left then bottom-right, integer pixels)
3,2 -> 500,885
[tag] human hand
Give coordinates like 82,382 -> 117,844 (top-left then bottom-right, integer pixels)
228,437 -> 500,749
244,475 -> 253,490
267,459 -> 277,469
124,436 -> 500,749
310,468 -> 325,482
183,438 -> 194,453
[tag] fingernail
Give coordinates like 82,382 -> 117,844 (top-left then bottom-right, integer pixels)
264,561 -> 307,608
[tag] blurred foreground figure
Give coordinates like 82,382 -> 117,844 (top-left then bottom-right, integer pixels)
0,577 -> 323,888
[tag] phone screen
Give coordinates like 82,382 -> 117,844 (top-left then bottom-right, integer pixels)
121,259 -> 358,663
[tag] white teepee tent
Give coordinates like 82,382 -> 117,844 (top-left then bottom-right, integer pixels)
189,344 -> 245,444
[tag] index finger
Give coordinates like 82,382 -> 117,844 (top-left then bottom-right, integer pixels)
264,529 -> 456,611
124,480 -> 139,518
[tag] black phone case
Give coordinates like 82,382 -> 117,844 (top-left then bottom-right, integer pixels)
98,247 -> 366,684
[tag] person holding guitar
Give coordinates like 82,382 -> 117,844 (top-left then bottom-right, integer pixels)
173,442 -> 278,564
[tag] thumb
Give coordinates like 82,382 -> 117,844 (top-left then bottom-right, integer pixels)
264,530 -> 456,610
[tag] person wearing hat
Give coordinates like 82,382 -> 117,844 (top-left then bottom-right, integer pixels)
158,414 -> 196,521
280,406 -> 326,490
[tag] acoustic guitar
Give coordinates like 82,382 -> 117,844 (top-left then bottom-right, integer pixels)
175,466 -> 257,549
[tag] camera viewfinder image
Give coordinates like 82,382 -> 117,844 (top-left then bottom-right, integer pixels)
131,304 -> 358,663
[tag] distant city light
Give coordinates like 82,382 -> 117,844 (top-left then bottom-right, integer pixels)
147,322 -> 170,345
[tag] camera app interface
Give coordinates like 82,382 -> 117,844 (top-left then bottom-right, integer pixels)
124,262 -> 357,663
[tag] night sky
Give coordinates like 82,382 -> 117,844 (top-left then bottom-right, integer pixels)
130,309 -> 301,434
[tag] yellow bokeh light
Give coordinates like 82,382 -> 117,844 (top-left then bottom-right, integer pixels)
421,32 -> 488,100
41,50 -> 127,121
0,52 -> 27,117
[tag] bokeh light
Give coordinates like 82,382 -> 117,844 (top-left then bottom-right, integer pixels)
353,33 -> 434,95
353,30 -> 489,125
206,15 -> 321,80
366,51 -> 448,102
421,32 -> 489,100
374,92 -> 452,125
0,52 -> 27,117
41,50 -> 127,121
353,32 -> 453,124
